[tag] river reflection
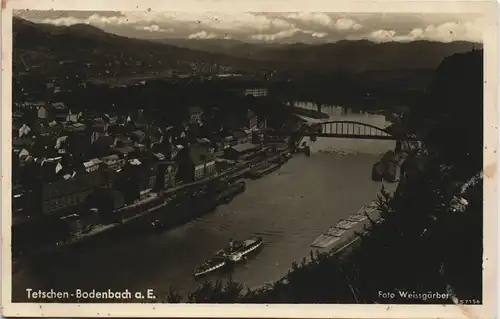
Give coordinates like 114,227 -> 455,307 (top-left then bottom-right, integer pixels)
12,102 -> 397,301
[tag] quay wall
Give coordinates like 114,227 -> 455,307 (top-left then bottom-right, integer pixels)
12,145 -> 293,271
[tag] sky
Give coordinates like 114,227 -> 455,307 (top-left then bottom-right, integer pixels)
15,11 -> 483,44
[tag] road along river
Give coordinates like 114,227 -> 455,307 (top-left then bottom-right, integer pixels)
12,105 -> 397,301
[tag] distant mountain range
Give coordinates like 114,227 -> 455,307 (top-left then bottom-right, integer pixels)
156,38 -> 481,72
12,17 -> 262,73
13,17 -> 482,76
154,38 -> 286,56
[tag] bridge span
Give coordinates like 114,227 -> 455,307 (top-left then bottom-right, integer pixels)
299,121 -> 397,140
287,120 -> 418,149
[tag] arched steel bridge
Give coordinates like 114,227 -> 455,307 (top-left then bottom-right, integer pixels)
290,120 -> 418,144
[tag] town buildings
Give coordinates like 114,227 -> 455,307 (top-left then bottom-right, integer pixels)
39,169 -> 103,215
176,144 -> 216,182
223,143 -> 262,161
244,88 -> 268,97
12,84 -> 275,230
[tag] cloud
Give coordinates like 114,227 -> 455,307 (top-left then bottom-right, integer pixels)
285,12 -> 333,27
136,24 -> 174,33
335,18 -> 363,31
141,24 -> 160,32
40,13 -> 131,27
354,20 -> 483,43
110,11 -> 294,34
188,30 -> 217,39
18,11 -> 483,44
415,21 -> 483,42
311,31 -> 327,38
284,13 -> 363,31
368,29 -> 397,42
251,28 -> 301,41
41,16 -> 84,26
251,28 -> 329,41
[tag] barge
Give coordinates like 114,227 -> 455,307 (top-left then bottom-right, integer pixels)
146,191 -> 219,232
214,180 -> 246,203
311,225 -> 346,249
311,218 -> 361,249
247,163 -> 281,179
13,195 -> 170,264
371,161 -> 385,182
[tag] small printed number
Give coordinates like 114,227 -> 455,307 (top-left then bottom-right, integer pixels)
458,299 -> 481,304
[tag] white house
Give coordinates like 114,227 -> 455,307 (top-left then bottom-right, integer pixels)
244,88 -> 268,97
83,158 -> 102,173
194,159 -> 216,180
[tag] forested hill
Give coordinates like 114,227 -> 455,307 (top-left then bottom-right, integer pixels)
156,38 -> 482,73
12,17 -> 267,77
14,17 -> 482,77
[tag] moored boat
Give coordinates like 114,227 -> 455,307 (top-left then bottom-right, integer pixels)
347,214 -> 368,222
248,163 -> 281,179
371,161 -> 385,182
384,161 -> 400,182
357,202 -> 378,216
326,227 -> 346,237
304,145 -> 311,156
311,235 -> 341,248
310,226 -> 346,248
214,180 -> 246,202
334,219 -> 359,230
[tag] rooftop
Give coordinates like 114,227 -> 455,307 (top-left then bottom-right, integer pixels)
229,143 -> 259,153
113,146 -> 135,155
229,129 -> 248,139
101,154 -> 120,162
52,102 -> 66,110
153,153 -> 166,161
83,158 -> 102,168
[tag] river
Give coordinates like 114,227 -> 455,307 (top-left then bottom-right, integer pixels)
12,104 -> 396,302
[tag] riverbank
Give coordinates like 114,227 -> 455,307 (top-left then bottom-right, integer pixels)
182,147 -> 402,296
291,106 -> 330,120
162,154 -> 411,303
183,149 -> 400,296
151,157 -> 400,302
14,150 -> 388,301
13,107 -> 398,302
12,145 -> 295,272
257,180 -> 398,292
12,194 -> 173,272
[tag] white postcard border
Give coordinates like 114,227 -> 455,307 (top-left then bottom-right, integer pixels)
1,0 -> 498,318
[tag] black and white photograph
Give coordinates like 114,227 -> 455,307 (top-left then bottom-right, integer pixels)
2,0 -> 497,317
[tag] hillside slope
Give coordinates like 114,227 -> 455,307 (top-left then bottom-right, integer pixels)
12,17 -> 263,78
156,38 -> 481,72
13,17 -> 482,78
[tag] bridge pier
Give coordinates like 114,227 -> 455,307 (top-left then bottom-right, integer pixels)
395,140 -> 402,152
